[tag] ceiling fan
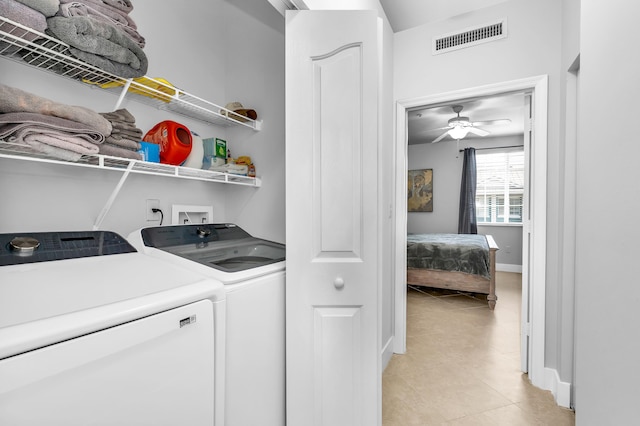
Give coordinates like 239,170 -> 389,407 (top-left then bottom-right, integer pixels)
429,105 -> 511,143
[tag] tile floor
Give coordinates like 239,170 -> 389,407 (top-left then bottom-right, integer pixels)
382,272 -> 575,425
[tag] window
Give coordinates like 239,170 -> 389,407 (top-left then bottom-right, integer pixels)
476,150 -> 524,224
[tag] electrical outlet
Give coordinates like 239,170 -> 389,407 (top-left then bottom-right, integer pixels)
171,205 -> 213,225
146,199 -> 160,221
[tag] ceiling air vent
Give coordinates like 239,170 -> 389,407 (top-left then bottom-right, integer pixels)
432,19 -> 507,55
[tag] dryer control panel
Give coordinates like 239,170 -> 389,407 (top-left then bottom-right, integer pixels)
0,231 -> 136,266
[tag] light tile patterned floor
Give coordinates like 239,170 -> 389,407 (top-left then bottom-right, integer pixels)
382,272 -> 575,425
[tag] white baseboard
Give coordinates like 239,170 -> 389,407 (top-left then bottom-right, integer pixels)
496,263 -> 522,273
544,367 -> 572,408
381,335 -> 394,372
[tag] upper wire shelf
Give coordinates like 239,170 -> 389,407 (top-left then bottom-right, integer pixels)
0,16 -> 261,131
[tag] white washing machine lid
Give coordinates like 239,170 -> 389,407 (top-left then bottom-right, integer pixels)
0,231 -> 225,359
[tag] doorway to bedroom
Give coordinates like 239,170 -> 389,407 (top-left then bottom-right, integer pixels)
392,76 -> 549,389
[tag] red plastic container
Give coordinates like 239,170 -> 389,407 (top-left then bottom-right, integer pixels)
143,120 -> 192,165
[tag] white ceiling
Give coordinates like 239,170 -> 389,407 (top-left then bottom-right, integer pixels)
407,92 -> 526,145
377,0 -> 524,145
378,0 -> 511,33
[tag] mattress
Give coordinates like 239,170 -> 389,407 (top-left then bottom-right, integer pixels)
406,233 -> 490,279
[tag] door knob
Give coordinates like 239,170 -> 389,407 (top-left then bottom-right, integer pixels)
334,277 -> 345,289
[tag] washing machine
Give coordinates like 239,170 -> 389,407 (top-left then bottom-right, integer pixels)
0,230 -> 226,426
128,223 -> 285,426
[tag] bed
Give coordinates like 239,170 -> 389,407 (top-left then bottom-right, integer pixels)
406,233 -> 499,310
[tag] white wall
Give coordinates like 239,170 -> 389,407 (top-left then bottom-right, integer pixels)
0,0 -> 286,242
477,224 -> 522,267
406,141 -> 463,234
574,1 -> 640,423
558,0 -> 580,407
220,0 -> 286,243
407,135 -> 524,267
394,0 -> 569,387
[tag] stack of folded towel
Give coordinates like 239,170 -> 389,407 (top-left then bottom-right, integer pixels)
98,108 -> 142,160
0,83 -> 111,161
0,0 -> 148,78
56,0 -> 145,48
45,0 -> 147,78
0,83 -> 142,162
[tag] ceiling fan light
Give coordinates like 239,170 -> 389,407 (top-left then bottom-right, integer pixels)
448,126 -> 469,140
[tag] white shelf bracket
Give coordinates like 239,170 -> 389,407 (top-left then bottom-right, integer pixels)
113,78 -> 133,111
93,160 -> 135,230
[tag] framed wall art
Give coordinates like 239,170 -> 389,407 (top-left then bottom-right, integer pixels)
408,168 -> 433,212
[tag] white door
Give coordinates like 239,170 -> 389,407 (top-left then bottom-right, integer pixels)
285,10 -> 381,426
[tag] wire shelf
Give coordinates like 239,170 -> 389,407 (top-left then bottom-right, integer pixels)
0,16 -> 261,130
0,141 -> 261,187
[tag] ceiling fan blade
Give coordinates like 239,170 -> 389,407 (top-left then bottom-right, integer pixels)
431,131 -> 450,143
468,127 -> 490,137
422,126 -> 451,133
472,118 -> 511,126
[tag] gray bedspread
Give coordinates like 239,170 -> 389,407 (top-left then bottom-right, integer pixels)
407,233 -> 490,279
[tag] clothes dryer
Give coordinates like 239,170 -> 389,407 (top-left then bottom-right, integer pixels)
0,231 -> 226,426
128,223 -> 285,426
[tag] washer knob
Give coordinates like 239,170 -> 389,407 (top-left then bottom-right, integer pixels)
9,236 -> 40,254
196,227 -> 211,237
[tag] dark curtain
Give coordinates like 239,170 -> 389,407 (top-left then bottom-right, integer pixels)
458,147 -> 478,234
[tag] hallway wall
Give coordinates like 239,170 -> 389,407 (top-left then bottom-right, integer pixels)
393,0 -> 569,392
574,1 -> 640,423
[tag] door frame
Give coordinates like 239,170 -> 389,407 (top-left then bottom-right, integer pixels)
393,75 -> 548,388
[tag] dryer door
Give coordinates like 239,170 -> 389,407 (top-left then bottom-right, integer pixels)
0,300 -> 215,426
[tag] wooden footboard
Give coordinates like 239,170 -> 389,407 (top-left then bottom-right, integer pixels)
407,235 -> 499,310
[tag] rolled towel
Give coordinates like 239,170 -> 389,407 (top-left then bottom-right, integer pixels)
14,0 -> 59,17
0,84 -> 112,135
46,16 -> 148,78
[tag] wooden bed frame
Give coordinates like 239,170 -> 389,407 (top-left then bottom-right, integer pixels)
407,235 -> 499,310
